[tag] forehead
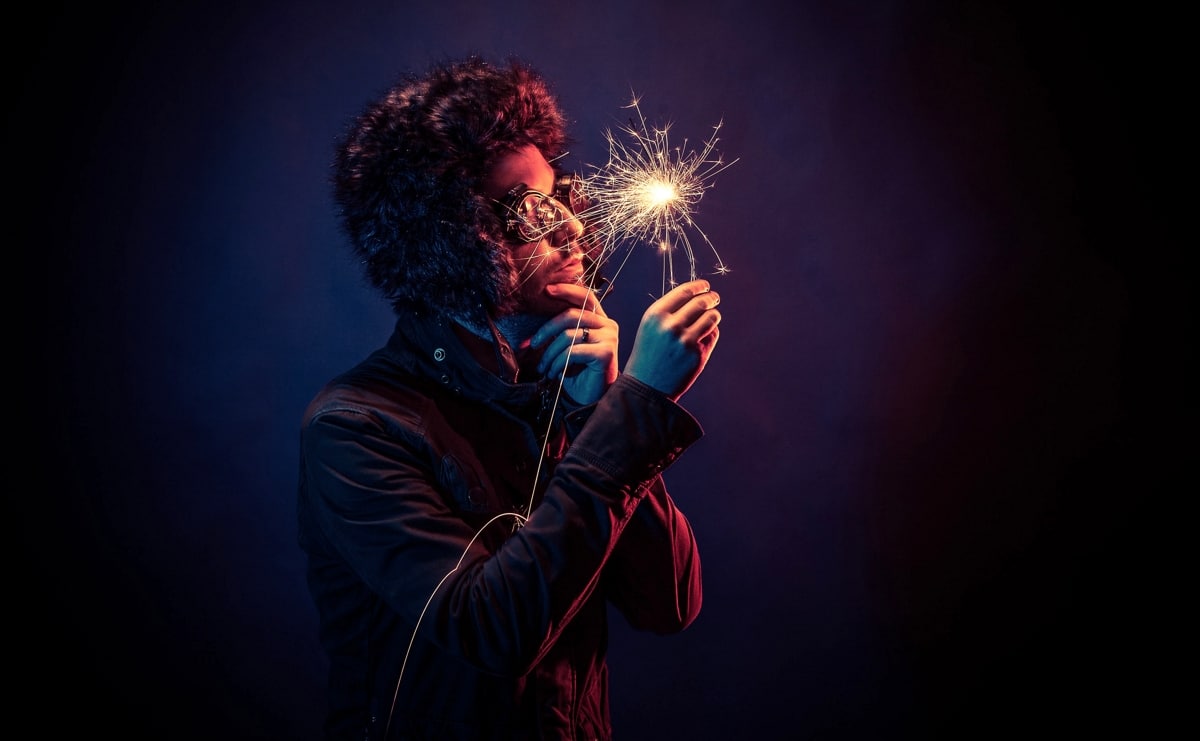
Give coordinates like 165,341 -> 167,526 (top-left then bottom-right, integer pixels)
484,144 -> 555,199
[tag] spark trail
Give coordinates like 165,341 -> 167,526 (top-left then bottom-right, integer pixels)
577,94 -> 737,297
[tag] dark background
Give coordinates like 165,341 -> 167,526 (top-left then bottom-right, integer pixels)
16,1 -> 1180,738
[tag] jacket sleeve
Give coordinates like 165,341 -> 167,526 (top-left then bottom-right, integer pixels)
301,373 -> 703,677
602,474 -> 703,634
564,374 -> 704,633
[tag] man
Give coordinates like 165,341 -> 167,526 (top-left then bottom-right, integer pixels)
297,56 -> 722,740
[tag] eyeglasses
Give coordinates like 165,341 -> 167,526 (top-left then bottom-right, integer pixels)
494,174 -> 590,246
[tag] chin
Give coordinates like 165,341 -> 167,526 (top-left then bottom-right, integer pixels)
516,294 -> 564,318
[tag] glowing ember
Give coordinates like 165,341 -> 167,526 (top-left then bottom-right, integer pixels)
577,94 -> 737,295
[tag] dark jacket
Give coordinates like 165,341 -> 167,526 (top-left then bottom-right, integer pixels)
298,309 -> 704,740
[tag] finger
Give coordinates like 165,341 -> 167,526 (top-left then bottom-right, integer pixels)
530,309 -> 583,349
532,310 -> 612,349
650,279 -> 712,315
656,289 -> 719,341
565,325 -> 612,355
678,289 -> 720,328
537,323 -> 613,373
542,341 -> 603,380
680,307 -> 721,345
546,283 -> 606,316
697,322 -> 720,350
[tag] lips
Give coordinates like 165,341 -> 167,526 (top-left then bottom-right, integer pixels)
553,260 -> 584,283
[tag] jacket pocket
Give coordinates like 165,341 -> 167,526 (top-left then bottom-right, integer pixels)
439,452 -> 498,514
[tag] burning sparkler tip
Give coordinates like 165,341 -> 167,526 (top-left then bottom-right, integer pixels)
579,93 -> 736,296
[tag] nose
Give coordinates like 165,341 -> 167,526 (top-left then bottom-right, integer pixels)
549,208 -> 586,254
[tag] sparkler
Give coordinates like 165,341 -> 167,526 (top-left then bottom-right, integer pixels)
577,94 -> 737,296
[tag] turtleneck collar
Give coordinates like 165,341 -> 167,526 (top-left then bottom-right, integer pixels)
454,312 -> 549,383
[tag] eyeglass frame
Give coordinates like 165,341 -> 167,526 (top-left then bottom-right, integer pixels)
493,174 -> 588,246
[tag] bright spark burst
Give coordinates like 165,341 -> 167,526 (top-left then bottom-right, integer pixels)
577,94 -> 737,296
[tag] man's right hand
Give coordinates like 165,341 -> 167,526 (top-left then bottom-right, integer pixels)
624,280 -> 722,402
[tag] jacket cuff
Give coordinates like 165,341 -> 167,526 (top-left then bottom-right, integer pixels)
566,373 -> 704,486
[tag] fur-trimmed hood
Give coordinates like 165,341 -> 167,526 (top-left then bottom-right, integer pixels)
331,57 -> 568,321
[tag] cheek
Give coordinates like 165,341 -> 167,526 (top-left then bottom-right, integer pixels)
511,241 -> 553,275
509,243 -> 534,262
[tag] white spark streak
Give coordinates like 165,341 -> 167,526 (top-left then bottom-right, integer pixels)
577,94 -> 737,296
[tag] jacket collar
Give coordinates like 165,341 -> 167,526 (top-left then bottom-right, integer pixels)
383,309 -> 548,412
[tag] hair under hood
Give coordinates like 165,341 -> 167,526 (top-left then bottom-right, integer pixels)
332,56 -> 568,319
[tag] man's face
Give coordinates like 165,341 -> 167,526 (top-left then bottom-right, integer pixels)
485,145 -> 586,316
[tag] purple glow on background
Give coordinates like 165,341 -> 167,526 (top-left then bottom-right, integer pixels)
18,1 -> 1177,738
